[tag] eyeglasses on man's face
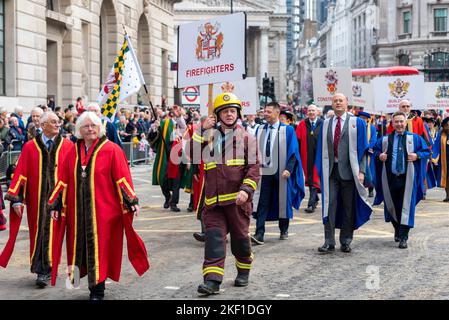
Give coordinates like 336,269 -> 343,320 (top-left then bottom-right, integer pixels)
81,124 -> 99,130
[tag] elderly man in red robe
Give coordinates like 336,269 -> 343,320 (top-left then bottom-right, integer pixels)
0,112 -> 72,288
49,111 -> 149,300
296,104 -> 322,213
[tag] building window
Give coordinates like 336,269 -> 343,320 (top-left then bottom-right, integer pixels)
403,11 -> 411,34
434,8 -> 448,32
47,0 -> 54,10
0,0 -> 4,95
424,52 -> 449,82
398,54 -> 409,66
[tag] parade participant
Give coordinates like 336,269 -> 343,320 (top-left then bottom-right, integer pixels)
192,92 -> 260,295
48,111 -> 149,300
25,107 -> 44,142
0,112 -> 72,288
244,114 -> 260,136
251,102 -> 305,245
86,103 -> 122,147
432,117 -> 449,202
387,100 -> 430,145
373,112 -> 430,248
148,111 -> 181,212
296,104 -> 322,213
316,93 -> 372,254
279,110 -> 296,129
357,111 -> 377,197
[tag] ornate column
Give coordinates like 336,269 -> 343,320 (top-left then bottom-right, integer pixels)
259,27 -> 269,81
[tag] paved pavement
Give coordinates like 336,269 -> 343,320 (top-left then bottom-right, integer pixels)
1,164 -> 449,300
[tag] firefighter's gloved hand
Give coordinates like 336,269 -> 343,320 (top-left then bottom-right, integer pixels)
235,190 -> 249,206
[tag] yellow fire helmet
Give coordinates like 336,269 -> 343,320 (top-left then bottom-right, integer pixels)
213,92 -> 242,118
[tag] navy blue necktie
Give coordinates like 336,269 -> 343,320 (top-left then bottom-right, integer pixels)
47,140 -> 54,151
265,125 -> 273,158
396,134 -> 404,174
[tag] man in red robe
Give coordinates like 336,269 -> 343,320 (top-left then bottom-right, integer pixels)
49,111 -> 149,300
296,105 -> 322,213
0,112 -> 72,288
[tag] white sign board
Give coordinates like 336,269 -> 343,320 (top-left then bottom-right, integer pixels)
424,82 -> 449,110
312,68 -> 353,106
182,86 -> 200,105
352,81 -> 372,109
372,75 -> 425,113
177,12 -> 246,88
199,77 -> 259,116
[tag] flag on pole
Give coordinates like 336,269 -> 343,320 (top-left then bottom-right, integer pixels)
98,34 -> 145,120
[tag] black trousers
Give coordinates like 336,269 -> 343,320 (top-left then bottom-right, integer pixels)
307,186 -> 319,208
324,164 -> 355,246
255,174 -> 289,236
161,178 -> 180,206
389,174 -> 410,240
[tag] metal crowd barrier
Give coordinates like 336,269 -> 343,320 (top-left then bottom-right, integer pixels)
0,142 -> 152,182
122,142 -> 153,167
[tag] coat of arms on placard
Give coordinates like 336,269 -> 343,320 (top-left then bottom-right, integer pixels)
435,83 -> 449,99
195,22 -> 224,61
388,78 -> 410,98
221,81 -> 235,93
324,70 -> 338,95
352,84 -> 362,97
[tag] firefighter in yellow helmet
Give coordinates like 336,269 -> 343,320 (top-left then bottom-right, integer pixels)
191,92 -> 260,295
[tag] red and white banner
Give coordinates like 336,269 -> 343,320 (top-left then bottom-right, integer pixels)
177,12 -> 246,88
312,68 -> 353,106
424,82 -> 449,110
371,75 -> 425,113
182,86 -> 200,106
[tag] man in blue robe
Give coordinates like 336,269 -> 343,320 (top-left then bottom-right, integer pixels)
251,102 -> 305,245
316,93 -> 372,254
373,111 -> 430,249
357,111 -> 377,197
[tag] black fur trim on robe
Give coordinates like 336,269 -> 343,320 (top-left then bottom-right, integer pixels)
73,136 -> 107,289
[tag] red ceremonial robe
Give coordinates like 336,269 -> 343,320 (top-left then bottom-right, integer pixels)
0,135 -> 72,271
48,136 -> 149,288
296,119 -> 321,189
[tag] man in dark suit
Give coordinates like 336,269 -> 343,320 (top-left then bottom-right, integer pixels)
296,104 -> 322,213
316,93 -> 372,254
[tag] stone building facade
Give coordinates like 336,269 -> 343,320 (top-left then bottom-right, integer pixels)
374,0 -> 449,81
0,0 -> 180,112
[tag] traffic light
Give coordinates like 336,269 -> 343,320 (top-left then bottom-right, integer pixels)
269,77 -> 276,101
262,73 -> 270,97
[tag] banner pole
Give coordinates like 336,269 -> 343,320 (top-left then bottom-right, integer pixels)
208,83 -> 214,117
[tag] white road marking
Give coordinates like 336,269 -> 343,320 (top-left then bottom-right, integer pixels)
276,294 -> 290,298
164,286 -> 180,290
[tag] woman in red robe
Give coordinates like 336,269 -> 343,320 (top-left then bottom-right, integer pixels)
49,111 -> 149,300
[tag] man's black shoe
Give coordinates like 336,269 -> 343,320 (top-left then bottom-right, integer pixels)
399,239 -> 408,249
394,236 -> 400,243
89,294 -> 104,300
443,198 -> 449,202
340,244 -> 352,253
197,280 -> 220,295
187,205 -> 194,212
170,206 -> 181,212
318,244 -> 335,253
234,273 -> 249,287
305,206 -> 315,213
163,200 -> 170,209
36,273 -> 50,288
193,232 -> 205,242
250,234 -> 264,245
279,232 -> 288,240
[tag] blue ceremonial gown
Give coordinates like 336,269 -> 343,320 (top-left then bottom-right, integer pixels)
423,123 -> 437,189
316,116 -> 372,229
373,132 -> 430,227
255,123 -> 305,221
365,123 -> 377,188
431,130 -> 448,188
